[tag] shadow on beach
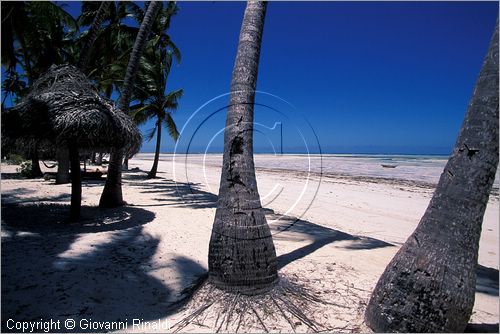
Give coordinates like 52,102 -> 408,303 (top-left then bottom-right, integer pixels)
126,174 -> 218,210
1,168 -> 497,331
1,203 -> 205,332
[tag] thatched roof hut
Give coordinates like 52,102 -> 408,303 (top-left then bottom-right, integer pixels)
2,64 -> 141,155
2,64 -> 142,221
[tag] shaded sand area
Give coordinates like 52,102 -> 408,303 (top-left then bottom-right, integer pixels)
1,153 -> 498,332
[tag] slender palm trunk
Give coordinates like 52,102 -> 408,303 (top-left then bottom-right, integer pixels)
69,144 -> 82,221
99,1 -> 161,208
99,148 -> 125,207
55,147 -> 70,184
365,21 -> 499,333
123,157 -> 129,171
208,1 -> 278,295
147,119 -> 162,178
18,35 -> 33,85
78,1 -> 111,73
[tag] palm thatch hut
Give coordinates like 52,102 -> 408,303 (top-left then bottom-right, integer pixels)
2,64 -> 142,220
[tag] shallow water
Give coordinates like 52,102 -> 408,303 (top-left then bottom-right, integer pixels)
140,153 -> 500,188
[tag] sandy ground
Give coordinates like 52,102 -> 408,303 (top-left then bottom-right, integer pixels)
1,154 -> 498,333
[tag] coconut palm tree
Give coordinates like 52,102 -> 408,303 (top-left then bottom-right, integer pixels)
364,21 -> 499,333
2,1 -> 77,178
132,47 -> 182,179
208,1 -> 278,295
122,1 -> 181,171
99,1 -> 162,208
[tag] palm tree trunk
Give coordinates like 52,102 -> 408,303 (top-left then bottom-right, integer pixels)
99,1 -> 161,208
18,35 -> 33,85
365,20 -> 499,333
69,143 -> 82,221
123,156 -> 129,171
78,1 -> 111,73
99,148 -> 125,208
147,120 -> 162,178
117,1 -> 161,112
55,146 -> 70,184
208,1 -> 278,295
30,147 -> 43,178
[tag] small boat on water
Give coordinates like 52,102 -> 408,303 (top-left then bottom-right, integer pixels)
381,164 -> 397,168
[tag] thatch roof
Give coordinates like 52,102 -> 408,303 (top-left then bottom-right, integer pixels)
2,64 -> 142,155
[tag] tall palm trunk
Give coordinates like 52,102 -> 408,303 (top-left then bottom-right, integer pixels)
68,143 -> 81,221
19,35 -> 41,177
77,1 -> 111,73
123,156 -> 129,171
55,146 -> 70,184
365,21 -> 499,333
208,1 -> 278,295
99,1 -> 161,208
147,119 -> 162,178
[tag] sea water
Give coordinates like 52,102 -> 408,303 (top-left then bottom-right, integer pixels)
143,153 -> 500,189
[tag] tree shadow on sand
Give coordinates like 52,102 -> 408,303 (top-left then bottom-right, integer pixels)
126,175 -> 218,210
1,203 -> 206,332
475,264 -> 499,296
268,209 -> 499,300
266,210 -> 395,270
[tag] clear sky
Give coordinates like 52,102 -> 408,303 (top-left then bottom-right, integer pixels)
16,2 -> 500,154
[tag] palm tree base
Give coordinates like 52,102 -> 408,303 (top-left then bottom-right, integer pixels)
208,207 -> 279,296
364,233 -> 475,332
208,275 -> 279,296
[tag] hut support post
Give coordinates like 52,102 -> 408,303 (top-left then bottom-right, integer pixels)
96,152 -> 103,165
30,148 -> 43,178
56,147 -> 70,184
69,144 -> 82,221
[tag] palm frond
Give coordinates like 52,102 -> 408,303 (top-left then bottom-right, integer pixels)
163,112 -> 179,142
163,89 -> 183,112
144,126 -> 157,143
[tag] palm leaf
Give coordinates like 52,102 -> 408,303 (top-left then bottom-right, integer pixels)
163,89 -> 183,112
163,112 -> 179,142
144,126 -> 157,143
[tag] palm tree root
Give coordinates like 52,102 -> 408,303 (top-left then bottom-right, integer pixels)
171,271 -> 367,333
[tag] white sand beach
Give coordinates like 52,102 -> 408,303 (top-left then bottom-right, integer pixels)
1,153 -> 498,332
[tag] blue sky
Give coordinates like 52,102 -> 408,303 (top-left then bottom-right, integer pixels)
9,2 -> 500,154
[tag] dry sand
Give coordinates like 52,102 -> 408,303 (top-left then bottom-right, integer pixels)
1,153 -> 498,332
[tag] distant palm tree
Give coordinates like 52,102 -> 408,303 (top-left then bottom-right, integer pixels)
99,1 -> 162,208
208,1 -> 279,295
364,21 -> 499,332
122,1 -> 181,171
132,47 -> 182,179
